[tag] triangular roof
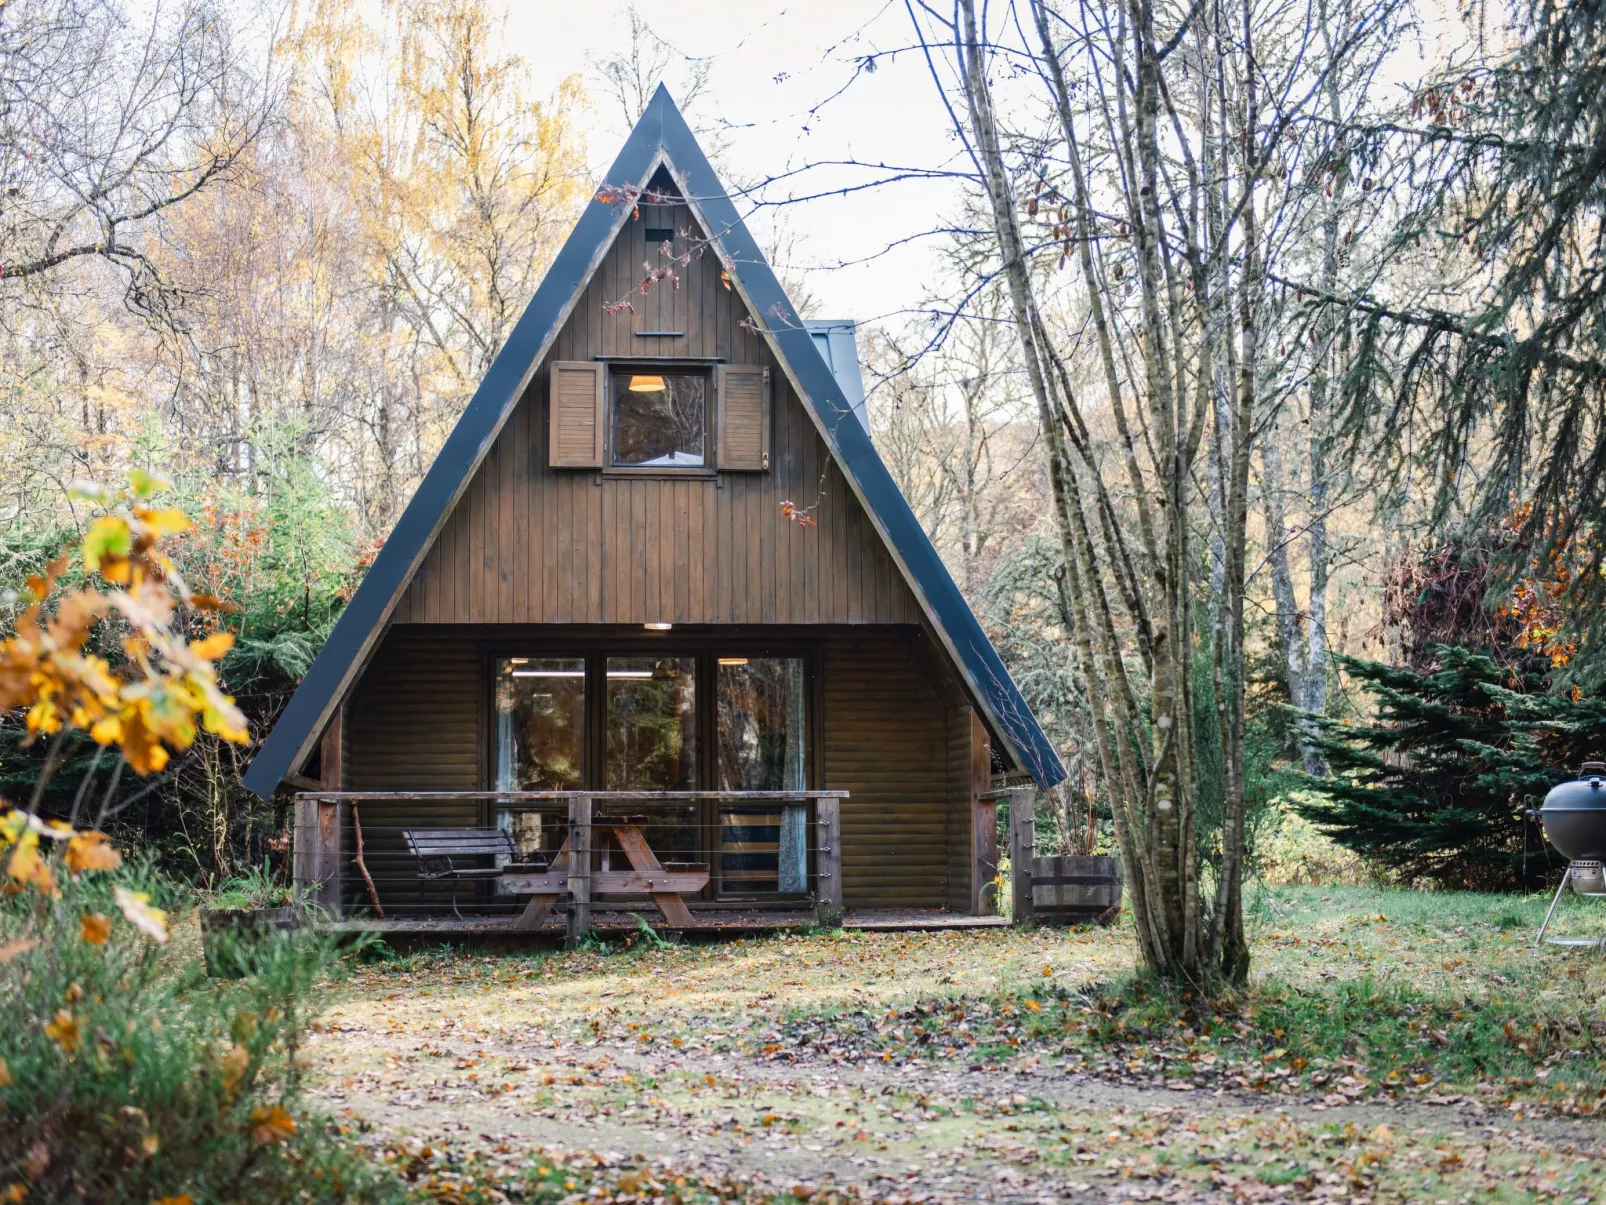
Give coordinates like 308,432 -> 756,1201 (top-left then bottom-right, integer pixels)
242,86 -> 1066,796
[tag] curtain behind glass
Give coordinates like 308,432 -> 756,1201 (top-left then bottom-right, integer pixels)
716,658 -> 807,894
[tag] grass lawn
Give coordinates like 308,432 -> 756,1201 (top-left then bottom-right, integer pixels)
307,885 -> 1606,1203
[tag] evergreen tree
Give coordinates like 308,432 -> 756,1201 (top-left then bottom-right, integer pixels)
1295,647 -> 1568,890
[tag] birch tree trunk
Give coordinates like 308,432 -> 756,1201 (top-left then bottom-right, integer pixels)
930,0 -> 1398,986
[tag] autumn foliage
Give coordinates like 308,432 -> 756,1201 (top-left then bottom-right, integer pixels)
0,480 -> 396,1205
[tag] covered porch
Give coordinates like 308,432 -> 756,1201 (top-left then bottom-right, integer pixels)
292,784 -> 1040,937
293,789 -> 849,937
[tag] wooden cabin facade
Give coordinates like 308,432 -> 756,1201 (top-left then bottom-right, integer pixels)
244,88 -> 1065,931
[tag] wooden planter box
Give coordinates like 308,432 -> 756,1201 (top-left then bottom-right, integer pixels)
199,906 -> 303,978
1030,855 -> 1122,925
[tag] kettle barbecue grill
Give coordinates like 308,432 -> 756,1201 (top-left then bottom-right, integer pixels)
1533,761 -> 1606,948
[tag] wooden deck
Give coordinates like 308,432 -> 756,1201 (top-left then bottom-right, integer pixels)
329,906 -> 1007,943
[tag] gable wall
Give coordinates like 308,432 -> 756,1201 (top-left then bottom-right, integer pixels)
392,201 -> 922,627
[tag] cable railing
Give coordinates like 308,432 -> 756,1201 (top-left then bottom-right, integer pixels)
290,790 -> 846,935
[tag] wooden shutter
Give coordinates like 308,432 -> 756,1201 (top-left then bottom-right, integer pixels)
717,364 -> 770,471
548,361 -> 605,468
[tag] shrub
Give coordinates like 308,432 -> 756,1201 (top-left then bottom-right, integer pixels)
0,478 -> 399,1203
0,851 -> 400,1204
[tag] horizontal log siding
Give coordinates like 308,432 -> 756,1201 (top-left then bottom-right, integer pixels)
342,628 -> 482,910
391,200 -> 921,628
822,633 -> 950,908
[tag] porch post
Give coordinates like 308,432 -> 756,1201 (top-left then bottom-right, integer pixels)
969,712 -> 997,917
813,794 -> 843,929
567,794 -> 592,942
1009,787 -> 1035,925
972,798 -> 998,917
295,708 -> 345,920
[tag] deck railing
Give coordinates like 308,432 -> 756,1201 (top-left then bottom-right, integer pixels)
291,790 -> 847,935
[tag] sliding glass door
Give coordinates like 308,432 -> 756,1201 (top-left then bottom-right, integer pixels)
490,647 -> 812,898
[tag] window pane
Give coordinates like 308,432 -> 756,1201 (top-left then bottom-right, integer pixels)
716,658 -> 806,790
612,371 -> 706,467
494,658 -> 584,883
605,656 -> 697,789
717,658 -> 807,896
494,658 -> 585,790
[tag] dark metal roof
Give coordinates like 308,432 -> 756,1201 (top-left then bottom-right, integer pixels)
242,85 -> 1065,797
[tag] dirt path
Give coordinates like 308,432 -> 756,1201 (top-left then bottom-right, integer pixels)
307,918 -> 1606,1203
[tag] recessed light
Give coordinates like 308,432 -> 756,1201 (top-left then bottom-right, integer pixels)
644,621 -> 673,631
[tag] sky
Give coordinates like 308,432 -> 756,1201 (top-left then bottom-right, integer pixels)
503,1 -> 971,327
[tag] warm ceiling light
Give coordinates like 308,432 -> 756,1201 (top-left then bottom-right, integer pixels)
718,657 -> 749,666
643,621 -> 673,631
628,374 -> 666,393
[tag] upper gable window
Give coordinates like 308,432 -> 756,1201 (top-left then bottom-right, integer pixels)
547,361 -> 769,473
610,367 -> 708,469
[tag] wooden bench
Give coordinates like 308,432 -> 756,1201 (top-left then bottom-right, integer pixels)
403,828 -> 547,918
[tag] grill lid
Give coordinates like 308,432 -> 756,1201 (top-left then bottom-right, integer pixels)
1541,762 -> 1606,861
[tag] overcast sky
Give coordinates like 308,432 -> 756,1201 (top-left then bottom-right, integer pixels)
505,1 -> 970,327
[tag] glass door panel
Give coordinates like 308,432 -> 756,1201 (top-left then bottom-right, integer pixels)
605,656 -> 699,867
715,657 -> 807,895
605,657 -> 697,789
493,658 -> 585,879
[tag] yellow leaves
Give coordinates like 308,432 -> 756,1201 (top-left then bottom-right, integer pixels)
135,506 -> 191,538
4,829 -> 56,898
80,913 -> 111,945
221,1042 -> 251,1094
3,1182 -> 24,1203
188,631 -> 234,660
153,1197 -> 194,1205
0,939 -> 39,963
249,1104 -> 297,1146
0,1058 -> 9,1087
114,886 -> 170,945
44,1009 -> 82,1053
126,469 -> 171,500
82,515 -> 134,580
0,480 -> 249,787
65,830 -> 122,875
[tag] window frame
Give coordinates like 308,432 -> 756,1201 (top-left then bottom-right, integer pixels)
603,360 -> 717,478
479,637 -> 820,901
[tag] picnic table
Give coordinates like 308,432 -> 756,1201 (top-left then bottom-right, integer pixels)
500,818 -> 709,931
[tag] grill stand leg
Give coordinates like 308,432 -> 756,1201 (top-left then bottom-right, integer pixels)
1533,866 -> 1572,949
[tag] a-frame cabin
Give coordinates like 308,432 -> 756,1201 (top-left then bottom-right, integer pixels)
244,87 -> 1065,932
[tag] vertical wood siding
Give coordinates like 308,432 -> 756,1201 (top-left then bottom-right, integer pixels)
391,201 -> 921,627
